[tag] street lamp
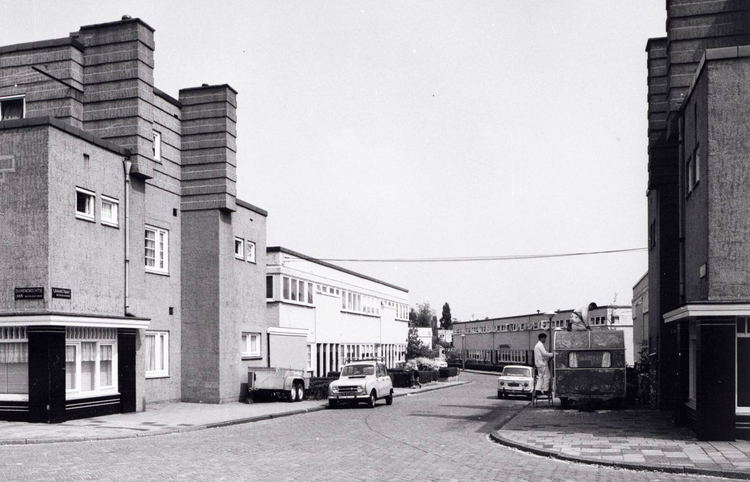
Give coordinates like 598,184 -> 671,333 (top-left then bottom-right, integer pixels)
461,333 -> 466,371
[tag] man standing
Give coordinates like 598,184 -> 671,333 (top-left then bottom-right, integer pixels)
534,333 -> 554,394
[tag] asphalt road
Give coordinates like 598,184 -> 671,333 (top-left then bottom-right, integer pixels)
0,372 -> 736,481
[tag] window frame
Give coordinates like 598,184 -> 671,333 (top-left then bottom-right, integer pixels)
152,130 -> 162,162
0,333 -> 29,401
234,237 -> 245,260
75,187 -> 96,222
145,225 -> 169,275
100,195 -> 119,228
0,95 -> 25,121
145,331 -> 169,379
246,240 -> 256,263
242,332 -> 261,358
65,340 -> 118,398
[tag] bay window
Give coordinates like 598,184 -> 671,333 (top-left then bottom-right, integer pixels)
65,327 -> 117,397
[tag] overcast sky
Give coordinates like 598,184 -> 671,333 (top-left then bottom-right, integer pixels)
2,1 -> 667,321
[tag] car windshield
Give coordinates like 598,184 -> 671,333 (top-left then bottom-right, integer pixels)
503,367 -> 530,377
342,365 -> 375,376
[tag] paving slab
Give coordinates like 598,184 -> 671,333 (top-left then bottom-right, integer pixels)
491,400 -> 750,480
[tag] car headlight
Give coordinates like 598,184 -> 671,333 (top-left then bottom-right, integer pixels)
330,385 -> 338,393
357,386 -> 364,394
523,382 -> 529,387
499,381 -> 504,386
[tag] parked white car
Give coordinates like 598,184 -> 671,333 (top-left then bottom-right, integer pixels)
434,358 -> 448,368
329,360 -> 394,408
497,365 -> 533,399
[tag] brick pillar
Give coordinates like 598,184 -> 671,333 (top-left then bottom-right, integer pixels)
27,326 -> 66,423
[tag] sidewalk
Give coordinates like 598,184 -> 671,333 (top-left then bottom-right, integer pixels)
492,400 -> 750,480
0,381 -> 468,445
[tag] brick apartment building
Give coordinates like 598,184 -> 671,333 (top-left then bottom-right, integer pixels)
0,17 -> 269,422
646,1 -> 750,439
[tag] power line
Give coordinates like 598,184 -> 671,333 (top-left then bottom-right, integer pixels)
313,247 -> 647,263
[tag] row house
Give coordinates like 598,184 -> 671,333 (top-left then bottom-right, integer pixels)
645,0 -> 750,440
0,17 -> 268,422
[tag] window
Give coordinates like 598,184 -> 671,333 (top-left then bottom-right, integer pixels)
145,225 -> 169,274
307,345 -> 313,371
694,148 -> 701,185
0,327 -> 28,398
101,195 -> 119,227
568,351 -> 611,368
234,237 -> 245,260
152,131 -> 162,161
242,333 -> 261,357
686,157 -> 693,195
76,187 -> 95,221
307,282 -> 313,304
266,276 -> 273,299
65,327 -> 117,395
0,96 -> 24,120
283,277 -> 290,300
145,331 -> 169,378
246,241 -> 256,263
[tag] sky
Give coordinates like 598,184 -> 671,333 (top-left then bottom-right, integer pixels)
1,1 -> 667,321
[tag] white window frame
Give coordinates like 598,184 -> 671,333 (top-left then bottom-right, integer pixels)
153,131 -> 162,162
307,344 -> 313,371
65,338 -> 118,398
0,95 -> 25,121
145,331 -> 169,378
242,332 -> 261,358
246,240 -> 256,263
75,187 -> 96,222
234,237 -> 245,260
101,195 -> 119,227
145,225 -> 169,275
0,327 -> 29,401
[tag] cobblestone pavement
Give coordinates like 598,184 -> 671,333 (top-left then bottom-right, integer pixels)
0,372 -> 735,481
494,402 -> 750,479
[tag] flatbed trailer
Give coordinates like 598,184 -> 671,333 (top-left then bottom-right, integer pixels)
247,367 -> 310,403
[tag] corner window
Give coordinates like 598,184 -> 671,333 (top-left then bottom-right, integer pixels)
0,327 -> 28,398
145,225 -> 169,274
0,96 -> 24,120
76,187 -> 95,221
246,241 -> 256,263
101,195 -> 119,227
65,327 -> 117,396
234,237 -> 245,260
152,131 -> 162,162
242,333 -> 261,357
145,331 -> 169,378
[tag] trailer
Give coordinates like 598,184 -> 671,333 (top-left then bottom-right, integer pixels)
553,329 -> 626,409
247,367 -> 310,403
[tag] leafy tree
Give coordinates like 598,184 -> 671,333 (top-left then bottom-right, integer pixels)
405,325 -> 432,360
439,303 -> 453,329
411,302 -> 434,328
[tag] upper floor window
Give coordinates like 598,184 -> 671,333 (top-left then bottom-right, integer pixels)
75,187 -> 95,221
101,195 -> 119,227
152,131 -> 162,162
246,240 -> 256,263
0,97 -> 24,121
145,225 -> 169,274
234,237 -> 245,260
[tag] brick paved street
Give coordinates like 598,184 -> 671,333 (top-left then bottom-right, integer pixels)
0,373 -> 736,481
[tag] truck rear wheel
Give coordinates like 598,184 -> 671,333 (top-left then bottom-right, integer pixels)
287,387 -> 297,403
294,382 -> 304,402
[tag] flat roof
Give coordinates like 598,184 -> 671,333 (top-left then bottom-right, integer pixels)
267,246 -> 408,293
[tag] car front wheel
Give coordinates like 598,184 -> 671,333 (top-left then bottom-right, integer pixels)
385,390 -> 393,405
367,390 -> 377,408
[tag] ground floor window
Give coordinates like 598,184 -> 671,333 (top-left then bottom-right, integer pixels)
0,327 -> 28,398
242,333 -> 261,357
737,317 -> 750,409
66,327 -> 117,396
145,331 -> 169,378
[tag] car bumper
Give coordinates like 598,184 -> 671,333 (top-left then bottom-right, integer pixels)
329,394 -> 367,401
498,387 -> 532,395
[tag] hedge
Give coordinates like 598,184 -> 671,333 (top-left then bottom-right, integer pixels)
307,377 -> 337,400
439,367 -> 459,378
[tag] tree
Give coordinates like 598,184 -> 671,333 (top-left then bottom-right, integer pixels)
411,302 -> 434,328
439,303 -> 453,330
405,325 -> 431,360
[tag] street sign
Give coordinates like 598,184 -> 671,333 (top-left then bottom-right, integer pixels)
15,287 -> 44,300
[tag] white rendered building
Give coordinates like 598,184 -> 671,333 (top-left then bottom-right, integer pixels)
266,247 -> 409,376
